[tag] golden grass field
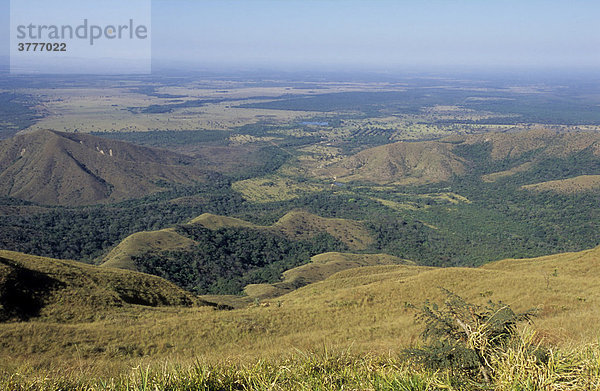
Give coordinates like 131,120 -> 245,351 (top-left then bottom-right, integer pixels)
2,243 -> 600,383
0,250 -> 198,323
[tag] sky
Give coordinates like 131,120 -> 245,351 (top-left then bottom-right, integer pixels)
2,0 -> 600,72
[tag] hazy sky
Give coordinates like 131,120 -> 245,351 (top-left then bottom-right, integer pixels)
2,0 -> 600,71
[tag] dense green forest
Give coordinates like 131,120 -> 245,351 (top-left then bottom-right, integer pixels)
93,129 -> 231,147
135,226 -> 347,294
0,170 -> 597,271
0,181 -> 244,261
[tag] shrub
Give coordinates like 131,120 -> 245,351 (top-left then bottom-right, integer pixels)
405,289 -> 537,383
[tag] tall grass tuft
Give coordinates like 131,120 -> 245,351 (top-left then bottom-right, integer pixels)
491,327 -> 598,390
2,343 -> 600,390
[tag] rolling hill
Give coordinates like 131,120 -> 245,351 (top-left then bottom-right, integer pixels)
244,252 -> 413,300
100,211 -> 377,296
101,210 -> 375,272
317,140 -> 467,184
1,244 -> 599,377
190,210 -> 374,249
314,129 -> 600,185
0,250 -> 202,323
0,129 -> 208,206
521,174 -> 600,194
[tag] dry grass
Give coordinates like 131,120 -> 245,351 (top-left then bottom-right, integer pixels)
232,175 -> 324,202
245,252 -> 412,299
2,244 -> 599,381
1,333 -> 599,390
0,250 -> 198,323
100,228 -> 196,270
521,175 -> 600,194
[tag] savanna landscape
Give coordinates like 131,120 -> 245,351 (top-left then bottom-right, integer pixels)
0,68 -> 599,390
1,2 -> 600,387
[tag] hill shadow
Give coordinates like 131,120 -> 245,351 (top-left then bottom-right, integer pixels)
0,257 -> 65,321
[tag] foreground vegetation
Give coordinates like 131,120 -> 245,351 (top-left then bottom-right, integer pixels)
1,245 -> 600,389
2,337 -> 599,390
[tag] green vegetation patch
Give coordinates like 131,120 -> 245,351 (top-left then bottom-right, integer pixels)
133,225 -> 348,295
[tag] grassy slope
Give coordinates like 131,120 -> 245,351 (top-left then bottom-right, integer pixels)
317,140 -> 467,185
100,228 -> 197,270
0,250 -> 199,323
521,174 -> 600,193
0,129 -> 207,206
1,244 -> 599,375
244,252 -> 413,299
